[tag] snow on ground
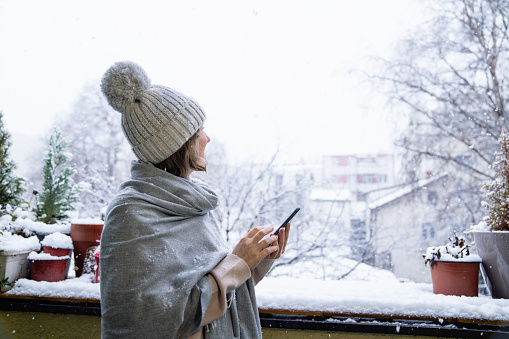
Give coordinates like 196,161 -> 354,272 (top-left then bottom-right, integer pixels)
6,274 -> 99,299
256,277 -> 509,321
5,271 -> 509,322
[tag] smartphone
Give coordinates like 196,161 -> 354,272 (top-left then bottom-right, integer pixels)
274,208 -> 300,235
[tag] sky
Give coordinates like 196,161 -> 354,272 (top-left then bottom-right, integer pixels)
0,0 -> 426,168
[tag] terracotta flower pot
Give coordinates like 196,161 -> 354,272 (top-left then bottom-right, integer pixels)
70,222 -> 103,277
473,231 -> 509,299
42,246 -> 73,279
30,257 -> 69,282
430,261 -> 480,297
42,246 -> 71,257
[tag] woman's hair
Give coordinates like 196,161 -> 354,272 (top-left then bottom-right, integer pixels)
155,130 -> 207,178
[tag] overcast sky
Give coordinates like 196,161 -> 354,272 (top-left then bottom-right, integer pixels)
0,0 -> 426,168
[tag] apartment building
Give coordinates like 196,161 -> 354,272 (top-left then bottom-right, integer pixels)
322,154 -> 395,201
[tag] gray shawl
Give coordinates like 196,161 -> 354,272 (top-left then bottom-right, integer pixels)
100,161 -> 262,339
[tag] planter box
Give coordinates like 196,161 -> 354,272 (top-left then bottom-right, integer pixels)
474,231 -> 509,298
0,249 -> 32,291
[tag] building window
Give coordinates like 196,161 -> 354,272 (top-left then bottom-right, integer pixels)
332,175 -> 347,183
428,191 -> 437,205
332,156 -> 349,166
358,174 -> 377,183
422,223 -> 436,240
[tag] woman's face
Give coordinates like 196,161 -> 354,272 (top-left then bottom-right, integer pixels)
197,127 -> 210,160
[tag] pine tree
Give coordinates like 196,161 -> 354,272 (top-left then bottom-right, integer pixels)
482,130 -> 509,231
0,111 -> 25,208
36,127 -> 81,224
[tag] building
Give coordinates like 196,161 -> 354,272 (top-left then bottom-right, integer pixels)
364,174 -> 451,283
322,154 -> 395,201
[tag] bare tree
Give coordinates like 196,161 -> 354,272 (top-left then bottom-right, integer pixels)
369,0 -> 509,227
196,143 -> 361,279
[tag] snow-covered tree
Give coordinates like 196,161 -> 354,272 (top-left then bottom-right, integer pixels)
35,127 -> 81,224
369,0 -> 509,228
482,130 -> 509,231
0,111 -> 25,209
56,82 -> 132,218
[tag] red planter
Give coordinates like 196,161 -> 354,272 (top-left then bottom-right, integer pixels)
43,246 -> 71,257
30,258 -> 69,282
430,261 -> 480,297
70,223 -> 103,277
42,246 -> 72,279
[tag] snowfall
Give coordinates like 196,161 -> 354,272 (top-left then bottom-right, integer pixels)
1,211 -> 509,324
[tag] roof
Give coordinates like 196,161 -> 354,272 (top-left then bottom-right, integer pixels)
366,174 -> 447,210
310,188 -> 351,201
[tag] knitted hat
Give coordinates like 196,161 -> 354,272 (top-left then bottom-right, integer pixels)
100,61 -> 206,164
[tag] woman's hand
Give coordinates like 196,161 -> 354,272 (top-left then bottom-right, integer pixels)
266,223 -> 291,260
232,226 -> 279,271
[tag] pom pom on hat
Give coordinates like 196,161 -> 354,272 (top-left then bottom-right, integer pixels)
101,61 -> 151,113
100,61 -> 206,164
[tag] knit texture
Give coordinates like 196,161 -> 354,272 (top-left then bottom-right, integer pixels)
100,61 -> 206,164
100,161 -> 263,339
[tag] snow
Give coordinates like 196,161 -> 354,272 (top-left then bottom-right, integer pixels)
27,251 -> 69,261
310,189 -> 350,201
424,247 -> 481,263
423,234 -> 482,263
70,218 -> 104,225
41,232 -> 73,249
0,232 -> 40,252
1,208 -> 508,323
0,211 -> 70,235
469,220 -> 491,232
256,277 -> 509,321
367,174 -> 447,210
6,275 -> 99,299
5,273 -> 509,323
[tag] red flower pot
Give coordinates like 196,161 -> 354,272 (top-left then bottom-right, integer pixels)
430,261 -> 480,297
30,258 -> 69,282
43,246 -> 71,257
70,222 -> 103,277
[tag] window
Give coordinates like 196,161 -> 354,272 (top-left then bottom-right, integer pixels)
422,223 -> 436,240
428,191 -> 437,205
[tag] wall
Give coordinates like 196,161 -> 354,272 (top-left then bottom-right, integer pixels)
0,311 -> 445,339
369,178 -> 452,283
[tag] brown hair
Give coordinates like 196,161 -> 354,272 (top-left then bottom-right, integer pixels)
155,130 -> 207,178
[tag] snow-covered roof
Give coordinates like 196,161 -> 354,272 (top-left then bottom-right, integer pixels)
367,174 -> 447,210
310,188 -> 350,201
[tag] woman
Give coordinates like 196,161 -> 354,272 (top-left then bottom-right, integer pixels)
99,61 -> 290,339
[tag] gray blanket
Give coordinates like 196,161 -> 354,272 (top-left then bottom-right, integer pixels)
100,161 -> 262,338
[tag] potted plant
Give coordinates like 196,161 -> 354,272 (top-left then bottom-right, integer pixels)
28,251 -> 69,282
41,232 -> 73,278
0,231 -> 40,291
70,219 -> 103,277
424,232 -> 481,297
471,130 -> 509,299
